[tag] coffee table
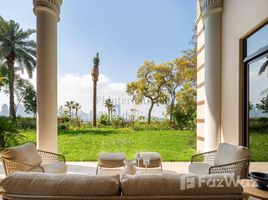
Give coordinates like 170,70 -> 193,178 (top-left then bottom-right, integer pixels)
239,179 -> 268,200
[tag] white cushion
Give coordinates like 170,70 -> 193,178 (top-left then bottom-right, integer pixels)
1,143 -> 42,166
188,163 -> 212,174
42,162 -> 67,174
214,143 -> 250,165
99,152 -> 126,167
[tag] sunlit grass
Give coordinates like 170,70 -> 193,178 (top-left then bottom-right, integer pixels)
250,132 -> 268,161
21,128 -> 196,161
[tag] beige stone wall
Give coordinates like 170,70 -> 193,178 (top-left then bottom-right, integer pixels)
196,0 -> 268,151
221,0 -> 268,145
196,0 -> 205,152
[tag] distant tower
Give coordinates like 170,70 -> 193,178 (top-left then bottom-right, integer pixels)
91,53 -> 100,127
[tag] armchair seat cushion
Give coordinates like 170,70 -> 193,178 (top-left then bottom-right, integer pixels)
188,163 -> 212,175
42,162 -> 67,174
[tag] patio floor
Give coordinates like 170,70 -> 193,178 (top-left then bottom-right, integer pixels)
0,161 -> 267,178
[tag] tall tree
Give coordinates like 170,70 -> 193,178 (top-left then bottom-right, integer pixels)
126,61 -> 166,124
0,16 -> 36,120
74,102 -> 81,119
104,98 -> 114,123
163,48 -> 197,125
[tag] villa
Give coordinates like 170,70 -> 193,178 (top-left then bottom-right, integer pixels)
0,0 -> 267,199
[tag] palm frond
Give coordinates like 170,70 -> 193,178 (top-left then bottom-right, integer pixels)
0,16 -> 36,78
258,59 -> 268,76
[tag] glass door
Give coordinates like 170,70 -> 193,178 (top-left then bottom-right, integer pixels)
243,22 -> 268,161
246,54 -> 268,161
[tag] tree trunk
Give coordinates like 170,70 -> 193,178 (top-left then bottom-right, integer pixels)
75,109 -> 78,119
148,100 -> 154,124
69,108 -> 72,120
7,54 -> 16,120
169,99 -> 175,125
108,108 -> 111,123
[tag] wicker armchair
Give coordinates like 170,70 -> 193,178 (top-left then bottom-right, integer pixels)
1,143 -> 67,176
189,143 -> 250,179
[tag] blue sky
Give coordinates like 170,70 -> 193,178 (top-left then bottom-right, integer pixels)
0,0 -> 196,117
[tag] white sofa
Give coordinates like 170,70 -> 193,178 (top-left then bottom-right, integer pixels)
0,172 -> 244,200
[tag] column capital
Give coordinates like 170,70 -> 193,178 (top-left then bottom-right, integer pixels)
33,0 -> 62,22
200,0 -> 223,19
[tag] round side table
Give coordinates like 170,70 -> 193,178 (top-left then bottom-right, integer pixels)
123,160 -> 137,175
239,179 -> 268,200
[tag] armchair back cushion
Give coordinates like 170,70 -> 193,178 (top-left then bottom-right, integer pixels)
1,143 -> 42,166
214,143 -> 249,165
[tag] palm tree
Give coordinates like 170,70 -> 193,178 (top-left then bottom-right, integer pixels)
104,98 -> 114,123
65,101 -> 75,120
0,16 -> 36,120
74,103 -> 81,119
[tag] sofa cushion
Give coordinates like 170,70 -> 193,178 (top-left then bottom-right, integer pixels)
214,143 -> 250,165
0,172 -> 120,196
188,163 -> 212,175
41,162 -> 67,174
121,173 -> 242,196
1,143 -> 42,166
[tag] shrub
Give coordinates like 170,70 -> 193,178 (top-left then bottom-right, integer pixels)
112,116 -> 127,128
249,117 -> 268,133
0,117 -> 25,150
98,114 -> 109,126
15,117 -> 36,130
173,109 -> 196,131
131,121 -> 171,131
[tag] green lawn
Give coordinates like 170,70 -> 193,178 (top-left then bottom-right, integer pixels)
21,128 -> 196,161
250,132 -> 268,161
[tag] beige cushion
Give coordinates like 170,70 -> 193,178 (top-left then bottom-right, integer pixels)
121,173 -> 243,196
99,152 -> 126,168
188,163 -> 212,175
1,172 -> 120,196
1,143 -> 42,166
214,143 -> 250,165
42,162 -> 67,174
135,152 -> 162,168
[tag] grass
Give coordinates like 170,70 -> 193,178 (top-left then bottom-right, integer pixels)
250,132 -> 268,161
21,128 -> 196,161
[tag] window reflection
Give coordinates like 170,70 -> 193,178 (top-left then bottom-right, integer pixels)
248,55 -> 268,161
246,23 -> 268,57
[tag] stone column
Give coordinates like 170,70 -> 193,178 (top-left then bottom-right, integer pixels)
33,0 -> 62,153
201,0 -> 223,151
